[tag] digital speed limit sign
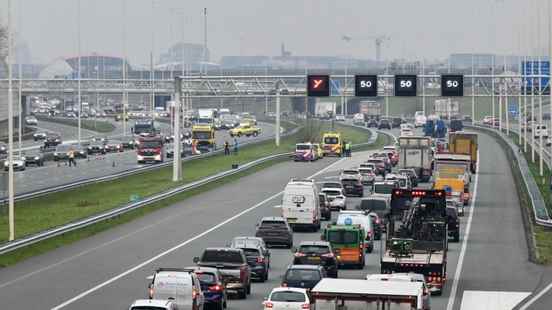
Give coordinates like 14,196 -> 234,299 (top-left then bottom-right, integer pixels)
441,75 -> 464,96
394,75 -> 417,96
355,75 -> 378,97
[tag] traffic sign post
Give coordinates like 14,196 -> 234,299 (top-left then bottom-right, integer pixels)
441,75 -> 464,97
394,75 -> 417,96
354,75 -> 378,97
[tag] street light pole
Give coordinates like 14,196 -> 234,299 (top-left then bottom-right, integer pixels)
7,0 -> 15,241
77,0 -> 82,144
122,0 -> 127,136
173,77 -> 182,181
276,88 -> 280,147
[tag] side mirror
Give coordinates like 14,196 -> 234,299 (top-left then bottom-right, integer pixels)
193,257 -> 200,264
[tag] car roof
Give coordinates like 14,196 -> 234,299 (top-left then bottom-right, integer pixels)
261,216 -> 286,221
299,241 -> 330,247
270,287 -> 308,294
131,299 -> 173,308
287,264 -> 323,270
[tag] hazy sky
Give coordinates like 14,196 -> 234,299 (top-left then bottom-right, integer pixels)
0,0 -> 549,66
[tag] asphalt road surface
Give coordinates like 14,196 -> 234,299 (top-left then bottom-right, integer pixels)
8,120 -> 276,196
0,126 -> 550,309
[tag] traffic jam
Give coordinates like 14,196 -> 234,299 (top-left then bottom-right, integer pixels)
129,123 -> 478,310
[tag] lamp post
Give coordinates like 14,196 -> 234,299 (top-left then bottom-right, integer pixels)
7,0 -> 15,241
77,0 -> 82,144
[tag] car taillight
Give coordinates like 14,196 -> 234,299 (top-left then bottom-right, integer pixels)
321,252 -> 334,258
209,283 -> 223,292
281,282 -> 288,287
302,303 -> 310,309
192,288 -> 199,299
257,257 -> 265,263
264,301 -> 274,308
367,231 -> 373,240
375,218 -> 381,224
149,287 -> 154,299
240,266 -> 247,282
294,252 -> 306,257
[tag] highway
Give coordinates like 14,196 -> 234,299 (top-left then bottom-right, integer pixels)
7,119 -> 276,196
0,125 -> 548,309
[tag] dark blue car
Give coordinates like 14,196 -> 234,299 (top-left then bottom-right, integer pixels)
185,266 -> 227,310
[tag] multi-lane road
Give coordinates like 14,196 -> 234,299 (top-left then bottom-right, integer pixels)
1,125 -> 551,309
6,118 -> 276,196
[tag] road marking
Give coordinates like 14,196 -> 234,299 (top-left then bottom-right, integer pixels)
446,151 -> 480,310
49,156 -> 347,309
460,290 -> 530,310
518,281 -> 552,310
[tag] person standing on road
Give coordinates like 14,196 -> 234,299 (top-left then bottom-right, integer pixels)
233,138 -> 239,155
346,141 -> 352,157
67,148 -> 77,167
224,140 -> 230,155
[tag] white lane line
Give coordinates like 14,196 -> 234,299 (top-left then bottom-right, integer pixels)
460,290 -> 531,310
50,156 -> 347,309
446,151 -> 480,310
518,281 -> 552,310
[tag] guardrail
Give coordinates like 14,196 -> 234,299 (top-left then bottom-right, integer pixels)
0,125 -> 299,205
466,124 -> 552,228
0,124 -> 385,255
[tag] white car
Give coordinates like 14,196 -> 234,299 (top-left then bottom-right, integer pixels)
335,115 -> 346,122
4,159 -> 26,171
339,169 -> 361,182
129,299 -> 177,310
358,167 -> 376,185
321,187 -> 347,210
25,116 -> 38,126
263,287 -> 311,310
414,111 -> 427,127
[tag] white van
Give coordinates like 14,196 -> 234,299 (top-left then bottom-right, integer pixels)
282,179 -> 321,231
147,268 -> 204,310
336,211 -> 374,253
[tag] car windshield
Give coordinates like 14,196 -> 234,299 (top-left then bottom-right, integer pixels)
261,220 -> 286,226
296,144 -> 311,150
270,291 -> 306,302
359,168 -> 373,174
130,307 -> 167,310
285,269 -> 321,281
341,179 -> 359,185
241,248 -> 261,257
193,132 -> 212,139
232,238 -> 261,248
327,230 -> 358,244
322,183 -> 341,188
342,170 -> 358,175
360,199 -> 387,211
323,190 -> 341,196
195,272 -> 217,285
299,245 -> 330,254
140,141 -> 162,148
374,184 -> 394,194
200,250 -> 243,263
324,137 -> 338,144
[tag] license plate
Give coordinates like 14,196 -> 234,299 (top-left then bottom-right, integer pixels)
308,257 -> 321,262
287,218 -> 297,223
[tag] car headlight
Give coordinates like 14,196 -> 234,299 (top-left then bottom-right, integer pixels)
34,156 -> 40,160
21,157 -> 26,160
54,152 -> 58,156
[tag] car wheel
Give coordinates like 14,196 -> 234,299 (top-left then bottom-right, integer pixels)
246,282 -> 251,295
253,132 -> 258,137
238,288 -> 247,299
453,232 -> 460,243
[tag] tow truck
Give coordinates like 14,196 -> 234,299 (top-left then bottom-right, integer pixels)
381,189 -> 448,295
192,124 -> 216,152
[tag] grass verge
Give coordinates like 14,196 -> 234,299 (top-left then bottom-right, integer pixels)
36,116 -> 116,133
506,131 -> 552,264
0,121 -> 373,266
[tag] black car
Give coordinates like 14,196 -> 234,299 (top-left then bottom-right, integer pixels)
232,242 -> 270,282
53,144 -> 72,161
281,265 -> 326,290
21,152 -> 45,166
166,143 -> 186,158
318,193 -> 332,221
341,178 -> 363,197
367,118 -> 378,128
391,117 -> 402,128
450,119 -> 464,132
87,141 -> 106,155
255,217 -> 293,248
33,132 -> 47,141
446,206 -> 460,242
293,241 -> 338,278
104,140 -> 124,153
44,134 -> 62,148
378,119 -> 391,130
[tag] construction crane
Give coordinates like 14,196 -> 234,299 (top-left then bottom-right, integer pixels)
342,35 -> 391,63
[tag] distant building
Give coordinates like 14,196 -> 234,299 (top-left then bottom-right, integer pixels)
64,54 -> 132,79
157,42 -> 210,71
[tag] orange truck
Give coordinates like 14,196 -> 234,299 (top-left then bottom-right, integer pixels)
448,132 -> 478,173
433,153 -> 472,206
